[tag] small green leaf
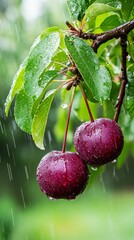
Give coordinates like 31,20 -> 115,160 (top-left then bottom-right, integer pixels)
39,70 -> 59,88
5,58 -> 27,116
67,0 -> 89,21
86,3 -> 119,19
14,89 -> 34,133
65,35 -> 112,101
126,72 -> 134,116
121,0 -> 134,20
100,14 -> 121,31
32,90 -> 56,149
32,70 -> 59,115
95,0 -> 122,9
24,27 -> 61,98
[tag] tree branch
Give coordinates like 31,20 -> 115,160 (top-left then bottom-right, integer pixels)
66,19 -> 134,52
66,19 -> 134,122
91,19 -> 134,52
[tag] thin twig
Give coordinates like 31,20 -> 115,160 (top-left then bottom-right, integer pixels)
114,35 -> 128,122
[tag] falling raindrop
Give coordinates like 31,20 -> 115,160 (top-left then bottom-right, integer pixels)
7,163 -> 13,181
12,152 -> 16,166
20,188 -> 26,208
112,159 -> 117,164
100,175 -> 106,193
0,121 -> 4,134
12,120 -> 17,131
11,208 -> 15,227
11,130 -> 16,148
3,124 -> 7,136
6,143 -> 10,157
113,166 -> 116,179
24,165 -> 29,180
48,130 -> 52,143
15,24 -> 20,42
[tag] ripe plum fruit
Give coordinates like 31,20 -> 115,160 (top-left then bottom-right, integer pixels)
74,118 -> 124,166
36,151 -> 89,200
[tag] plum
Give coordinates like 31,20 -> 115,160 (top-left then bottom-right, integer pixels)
36,151 -> 89,199
74,118 -> 124,166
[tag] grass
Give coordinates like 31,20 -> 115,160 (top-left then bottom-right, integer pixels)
6,186 -> 134,240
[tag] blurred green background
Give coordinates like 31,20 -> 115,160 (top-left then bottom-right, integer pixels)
0,0 -> 134,239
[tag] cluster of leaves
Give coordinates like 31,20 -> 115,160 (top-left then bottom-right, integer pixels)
5,0 -> 134,168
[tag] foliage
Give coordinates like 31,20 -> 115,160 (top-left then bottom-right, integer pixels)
5,0 -> 134,177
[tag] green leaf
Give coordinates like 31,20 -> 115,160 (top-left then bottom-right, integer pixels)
81,82 -> 98,103
121,0 -> 134,20
95,0 -> 122,9
24,27 -> 61,98
126,72 -> 134,116
67,0 -> 89,21
5,58 -> 27,116
39,70 -> 59,88
14,89 -> 34,133
32,90 -> 56,149
100,14 -> 121,31
65,35 -> 112,101
32,70 -> 59,115
86,3 -> 119,19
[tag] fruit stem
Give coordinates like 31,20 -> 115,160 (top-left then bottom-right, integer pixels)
79,83 -> 94,122
62,87 -> 75,153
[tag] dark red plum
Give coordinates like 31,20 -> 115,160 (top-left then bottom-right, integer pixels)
74,118 -> 124,166
36,151 -> 89,200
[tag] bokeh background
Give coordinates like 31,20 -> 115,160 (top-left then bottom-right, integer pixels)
0,0 -> 134,239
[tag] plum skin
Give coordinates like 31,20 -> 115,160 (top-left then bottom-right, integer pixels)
74,118 -> 124,167
36,151 -> 89,200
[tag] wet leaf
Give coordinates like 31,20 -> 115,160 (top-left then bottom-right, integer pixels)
32,90 -> 56,149
80,82 -> 98,103
95,0 -> 122,9
100,14 -> 121,31
67,0 -> 89,21
39,70 -> 59,88
32,70 -> 59,116
121,0 -> 134,20
5,58 -> 27,116
126,72 -> 134,116
65,35 -> 112,101
14,89 -> 34,133
86,3 -> 119,19
24,27 -> 61,98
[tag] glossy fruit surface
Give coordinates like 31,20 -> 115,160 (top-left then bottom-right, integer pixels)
74,118 -> 124,166
36,151 -> 89,199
